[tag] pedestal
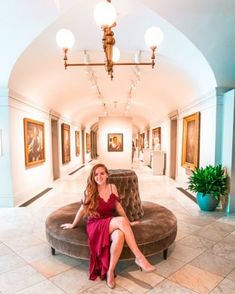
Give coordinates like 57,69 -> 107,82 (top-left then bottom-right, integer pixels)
143,148 -> 151,166
152,151 -> 165,175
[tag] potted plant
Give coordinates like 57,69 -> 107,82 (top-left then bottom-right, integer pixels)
188,164 -> 228,211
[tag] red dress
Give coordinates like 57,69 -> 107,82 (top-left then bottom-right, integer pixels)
86,193 -> 118,280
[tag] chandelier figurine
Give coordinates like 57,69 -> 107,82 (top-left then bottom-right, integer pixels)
56,0 -> 164,80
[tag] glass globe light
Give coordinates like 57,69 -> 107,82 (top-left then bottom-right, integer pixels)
94,1 -> 116,27
144,27 -> 164,48
56,29 -> 75,49
112,46 -> 120,62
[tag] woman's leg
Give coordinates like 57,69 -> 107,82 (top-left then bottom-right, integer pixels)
106,229 -> 124,288
109,216 -> 155,271
108,229 -> 125,273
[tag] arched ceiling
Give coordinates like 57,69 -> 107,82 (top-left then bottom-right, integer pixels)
1,0 -> 234,130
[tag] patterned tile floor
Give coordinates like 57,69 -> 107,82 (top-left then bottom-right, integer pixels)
0,160 -> 235,293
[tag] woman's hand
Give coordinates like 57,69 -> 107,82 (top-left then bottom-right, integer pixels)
60,223 -> 74,229
130,220 -> 141,226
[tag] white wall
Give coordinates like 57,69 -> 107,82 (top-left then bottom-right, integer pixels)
98,116 -> 132,169
150,91 -> 217,188
9,96 -> 53,206
8,92 -> 82,206
176,92 -> 217,188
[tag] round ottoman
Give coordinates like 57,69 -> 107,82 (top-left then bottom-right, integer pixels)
45,201 -> 177,260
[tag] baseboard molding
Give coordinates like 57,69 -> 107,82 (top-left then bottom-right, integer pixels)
19,187 -> 53,207
176,187 -> 197,203
69,165 -> 85,175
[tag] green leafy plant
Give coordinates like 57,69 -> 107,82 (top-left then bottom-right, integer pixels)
188,164 -> 228,200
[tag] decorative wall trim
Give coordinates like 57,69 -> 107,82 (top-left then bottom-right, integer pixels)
19,187 -> 53,207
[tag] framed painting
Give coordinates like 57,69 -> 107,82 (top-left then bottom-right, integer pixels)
139,133 -> 145,151
61,123 -> 70,164
75,130 -> 80,156
86,133 -> 90,153
181,112 -> 200,170
108,133 -> 123,152
24,118 -> 45,167
152,127 -> 161,151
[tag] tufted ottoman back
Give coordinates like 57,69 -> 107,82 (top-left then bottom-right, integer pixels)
108,169 -> 144,221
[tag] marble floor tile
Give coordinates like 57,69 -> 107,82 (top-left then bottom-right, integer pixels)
80,282 -> 132,293
211,284 -> 235,294
0,243 -> 14,256
217,215 -> 235,226
175,230 -> 189,242
169,243 -> 205,263
221,233 -> 235,246
177,235 -> 216,250
194,227 -> 230,242
125,269 -> 164,287
206,222 -> 235,233
154,257 -> 185,277
176,221 -> 201,234
226,268 -> 235,281
0,264 -> 45,293
17,242 -> 51,263
3,234 -> 44,253
146,279 -> 197,294
50,266 -> 101,294
0,252 -> 26,274
190,251 -> 235,277
31,254 -> 81,278
115,272 -> 163,294
209,241 -> 235,261
169,264 -> 223,294
16,280 -> 65,294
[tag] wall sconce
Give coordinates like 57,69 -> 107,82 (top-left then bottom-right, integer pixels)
56,0 -> 164,80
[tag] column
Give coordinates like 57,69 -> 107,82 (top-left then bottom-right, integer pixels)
0,87 -> 14,207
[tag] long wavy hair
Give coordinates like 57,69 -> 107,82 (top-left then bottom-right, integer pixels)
83,163 -> 109,217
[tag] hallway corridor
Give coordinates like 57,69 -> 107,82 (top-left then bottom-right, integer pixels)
0,161 -> 235,293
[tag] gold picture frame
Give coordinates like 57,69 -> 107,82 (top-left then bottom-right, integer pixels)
75,130 -> 80,156
108,133 -> 123,152
86,133 -> 90,153
24,118 -> 45,167
181,112 -> 200,170
61,123 -> 70,164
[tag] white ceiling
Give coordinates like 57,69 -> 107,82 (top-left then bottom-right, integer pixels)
1,0 -> 234,131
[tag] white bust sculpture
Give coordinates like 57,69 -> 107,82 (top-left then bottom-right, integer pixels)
154,137 -> 161,151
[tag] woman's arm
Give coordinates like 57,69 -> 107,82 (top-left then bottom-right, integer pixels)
60,196 -> 85,229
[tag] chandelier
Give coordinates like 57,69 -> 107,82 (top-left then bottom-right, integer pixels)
56,0 -> 164,80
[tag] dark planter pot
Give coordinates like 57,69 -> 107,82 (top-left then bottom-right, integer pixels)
196,192 -> 220,211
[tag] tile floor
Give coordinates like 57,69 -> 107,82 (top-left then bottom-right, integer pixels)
0,161 -> 235,293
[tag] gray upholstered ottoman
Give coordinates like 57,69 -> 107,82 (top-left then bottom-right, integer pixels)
45,201 -> 177,260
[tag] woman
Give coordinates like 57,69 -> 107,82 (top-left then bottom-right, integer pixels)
61,163 -> 155,289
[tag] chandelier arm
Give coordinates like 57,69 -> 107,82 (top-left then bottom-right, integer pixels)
66,63 -> 106,67
114,62 -> 152,66
65,62 -> 153,67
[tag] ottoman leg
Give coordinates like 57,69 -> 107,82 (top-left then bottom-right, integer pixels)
51,247 -> 55,255
163,248 -> 168,260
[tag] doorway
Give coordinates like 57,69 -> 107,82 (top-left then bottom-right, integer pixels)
51,119 -> 60,180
